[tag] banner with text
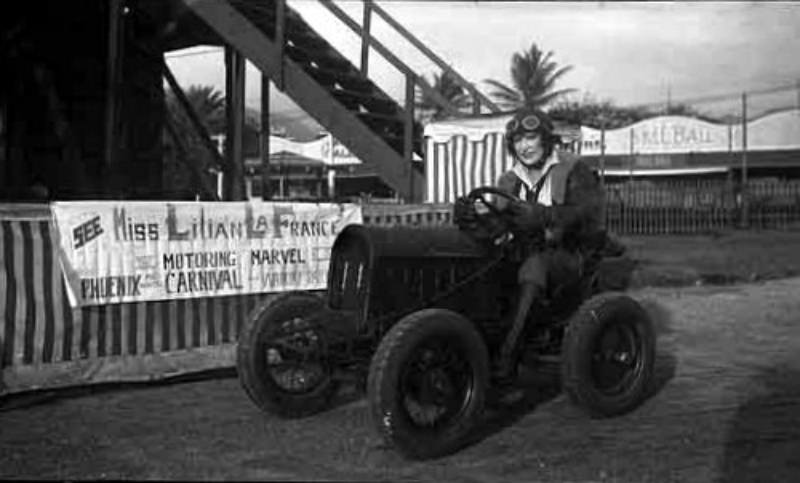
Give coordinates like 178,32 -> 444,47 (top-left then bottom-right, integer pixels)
52,201 -> 362,307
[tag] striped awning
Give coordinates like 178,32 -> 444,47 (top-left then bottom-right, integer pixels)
424,132 -> 513,204
423,113 -> 582,203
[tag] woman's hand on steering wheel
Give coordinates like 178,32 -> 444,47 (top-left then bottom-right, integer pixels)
452,187 -> 521,245
463,186 -> 550,235
463,186 -> 520,217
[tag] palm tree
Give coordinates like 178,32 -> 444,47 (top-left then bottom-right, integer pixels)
415,70 -> 472,123
166,84 -> 226,134
484,42 -> 575,110
164,84 -> 226,199
549,94 -> 723,129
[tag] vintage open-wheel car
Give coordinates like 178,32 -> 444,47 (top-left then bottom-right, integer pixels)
237,186 -> 656,460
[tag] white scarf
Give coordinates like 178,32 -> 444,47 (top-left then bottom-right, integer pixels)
511,151 -> 559,206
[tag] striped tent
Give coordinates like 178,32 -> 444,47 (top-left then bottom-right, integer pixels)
423,114 -> 582,203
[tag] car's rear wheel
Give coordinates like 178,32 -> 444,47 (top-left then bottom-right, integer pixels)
561,293 -> 655,417
237,292 -> 339,418
367,309 -> 489,460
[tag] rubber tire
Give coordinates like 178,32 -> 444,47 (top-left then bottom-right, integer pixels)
237,292 -> 339,418
367,308 -> 489,460
561,293 -> 655,417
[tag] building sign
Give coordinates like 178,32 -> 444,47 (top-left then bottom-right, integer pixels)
52,201 -> 362,307
580,110 -> 800,156
320,137 -> 361,165
631,120 -> 717,150
581,116 -> 731,155
270,135 -> 362,165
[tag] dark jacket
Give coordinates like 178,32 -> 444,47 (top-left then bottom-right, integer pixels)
497,152 -> 605,251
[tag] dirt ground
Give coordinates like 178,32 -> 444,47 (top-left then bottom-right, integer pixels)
2,276 -> 800,482
624,229 -> 800,287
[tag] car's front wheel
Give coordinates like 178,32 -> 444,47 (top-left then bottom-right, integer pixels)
237,292 -> 339,418
561,293 -> 656,417
367,308 -> 489,460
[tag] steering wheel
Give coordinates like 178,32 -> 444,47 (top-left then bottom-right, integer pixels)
454,186 -> 525,246
463,186 -> 521,217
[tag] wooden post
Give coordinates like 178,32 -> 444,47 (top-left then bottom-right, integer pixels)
726,168 -> 733,228
327,133 -> 335,199
599,120 -> 606,188
361,0 -> 372,76
316,166 -> 323,199
693,177 -> 698,233
741,93 -> 749,228
225,46 -> 246,201
260,74 -> 272,200
104,0 -> 123,167
275,0 -> 285,90
279,164 -> 286,198
404,73 -> 415,202
627,128 -> 634,234
727,122 -> 733,153
0,86 -> 7,191
628,128 -> 635,183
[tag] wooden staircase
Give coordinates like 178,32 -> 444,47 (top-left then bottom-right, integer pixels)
180,0 -> 499,201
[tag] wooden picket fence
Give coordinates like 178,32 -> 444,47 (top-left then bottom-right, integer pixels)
746,179 -> 800,230
604,179 -> 737,235
605,178 -> 800,234
363,178 -> 800,235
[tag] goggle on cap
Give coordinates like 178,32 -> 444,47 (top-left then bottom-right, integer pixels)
505,109 -> 555,140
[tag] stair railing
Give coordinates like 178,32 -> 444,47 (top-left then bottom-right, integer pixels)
313,0 -> 462,120
268,0 -> 497,200
363,0 -> 500,115
316,0 -> 500,117
313,0 -> 483,200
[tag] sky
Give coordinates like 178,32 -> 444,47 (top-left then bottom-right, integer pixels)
166,1 -> 800,124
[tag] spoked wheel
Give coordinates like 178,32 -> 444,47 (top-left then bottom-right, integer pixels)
590,319 -> 645,397
262,317 -> 329,393
561,293 -> 655,417
399,337 -> 475,429
368,309 -> 489,460
238,292 -> 339,418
